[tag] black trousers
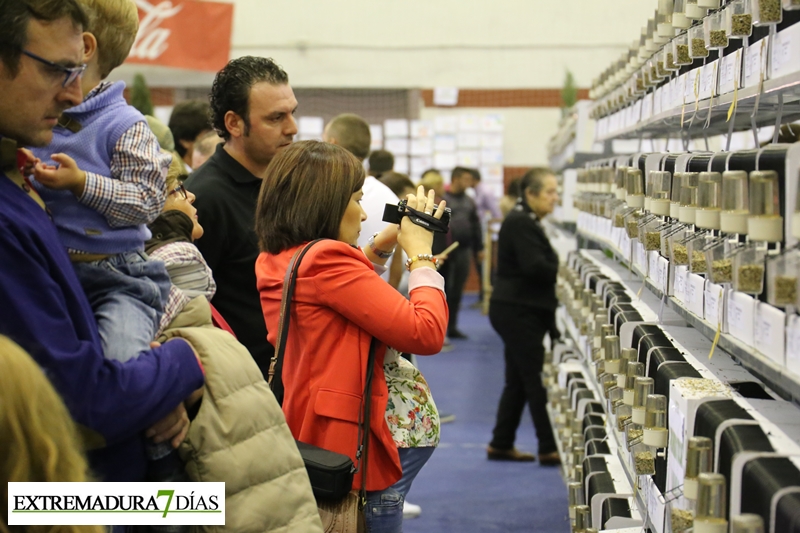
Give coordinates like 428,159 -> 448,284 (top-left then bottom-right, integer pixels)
489,302 -> 557,454
441,246 -> 471,334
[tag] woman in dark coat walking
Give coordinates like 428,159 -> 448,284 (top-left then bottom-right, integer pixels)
487,167 -> 562,465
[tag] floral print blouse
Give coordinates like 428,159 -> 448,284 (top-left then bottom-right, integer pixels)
383,348 -> 440,448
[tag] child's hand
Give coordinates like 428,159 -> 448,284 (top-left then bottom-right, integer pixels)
33,153 -> 87,197
17,148 -> 40,177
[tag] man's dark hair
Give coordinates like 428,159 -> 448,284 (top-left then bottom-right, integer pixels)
210,56 -> 289,141
0,0 -> 88,75
451,166 -> 473,181
379,171 -> 415,199
368,150 -> 394,178
169,99 -> 211,157
470,168 -> 482,182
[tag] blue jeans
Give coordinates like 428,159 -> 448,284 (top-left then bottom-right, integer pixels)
73,251 -> 171,362
365,487 -> 403,533
391,447 -> 436,499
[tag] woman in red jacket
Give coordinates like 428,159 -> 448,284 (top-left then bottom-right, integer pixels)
254,141 -> 448,532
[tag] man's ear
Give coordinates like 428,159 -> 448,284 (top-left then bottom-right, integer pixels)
82,32 -> 98,63
224,111 -> 244,139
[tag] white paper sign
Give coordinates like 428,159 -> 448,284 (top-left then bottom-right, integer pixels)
786,315 -> 800,377
699,60 -> 718,99
719,50 -> 741,95
458,114 -> 481,132
480,114 -> 504,132
433,152 -> 456,170
754,303 -> 786,367
410,120 -> 435,138
744,38 -> 767,89
384,119 -> 409,138
480,148 -> 503,164
410,156 -> 433,174
635,242 -> 647,272
456,150 -> 480,166
646,477 -> 667,533
393,155 -> 409,174
642,93 -> 654,121
432,87 -> 459,106
369,124 -> 383,150
674,265 -> 688,303
654,87 -> 663,116
620,232 -> 632,263
658,257 -> 669,294
457,133 -> 480,149
685,69 -> 699,100
770,29 -> 793,77
433,115 -> 459,134
410,138 -> 433,156
434,135 -> 457,152
704,282 -> 725,326
480,134 -> 503,148
480,164 -> 503,183
385,138 -> 409,155
686,273 -> 706,317
649,251 -> 660,282
726,291 -> 756,347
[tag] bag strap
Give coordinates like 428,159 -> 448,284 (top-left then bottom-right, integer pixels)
268,239 -> 377,501
268,239 -> 323,405
356,337 -> 377,506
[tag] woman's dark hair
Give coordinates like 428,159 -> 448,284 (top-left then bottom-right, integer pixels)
210,56 -> 289,141
255,141 -> 366,254
519,167 -> 554,197
379,171 -> 415,199
0,0 -> 88,75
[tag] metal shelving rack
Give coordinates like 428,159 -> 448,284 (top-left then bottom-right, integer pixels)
575,227 -> 800,404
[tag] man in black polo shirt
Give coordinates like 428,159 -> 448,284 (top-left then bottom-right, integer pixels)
185,56 -> 298,377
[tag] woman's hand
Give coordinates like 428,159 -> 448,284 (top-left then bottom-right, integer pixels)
398,185 -> 446,259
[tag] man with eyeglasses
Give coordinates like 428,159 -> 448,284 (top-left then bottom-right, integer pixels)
0,0 -> 204,483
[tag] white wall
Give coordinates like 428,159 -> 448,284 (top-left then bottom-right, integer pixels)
115,0 -> 658,88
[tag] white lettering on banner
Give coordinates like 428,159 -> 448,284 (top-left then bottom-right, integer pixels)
131,1 -> 184,60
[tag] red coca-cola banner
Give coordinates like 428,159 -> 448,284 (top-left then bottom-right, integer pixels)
126,0 -> 234,72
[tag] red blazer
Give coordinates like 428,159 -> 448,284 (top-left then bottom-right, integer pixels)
256,240 -> 448,491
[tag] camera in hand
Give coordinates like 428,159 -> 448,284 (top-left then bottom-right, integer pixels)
382,199 -> 451,233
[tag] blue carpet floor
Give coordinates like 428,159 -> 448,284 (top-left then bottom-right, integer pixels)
404,294 -> 571,533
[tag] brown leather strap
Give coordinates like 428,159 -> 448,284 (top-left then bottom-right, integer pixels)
267,246 -> 304,386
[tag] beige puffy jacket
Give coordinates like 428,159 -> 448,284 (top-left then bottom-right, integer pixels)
160,297 -> 323,533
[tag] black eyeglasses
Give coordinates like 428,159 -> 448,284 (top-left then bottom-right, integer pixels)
169,183 -> 188,200
22,50 -> 87,88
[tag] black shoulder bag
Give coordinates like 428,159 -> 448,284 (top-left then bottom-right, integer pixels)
268,239 -> 376,505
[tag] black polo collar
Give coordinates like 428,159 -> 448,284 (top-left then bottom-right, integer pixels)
212,143 -> 261,185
